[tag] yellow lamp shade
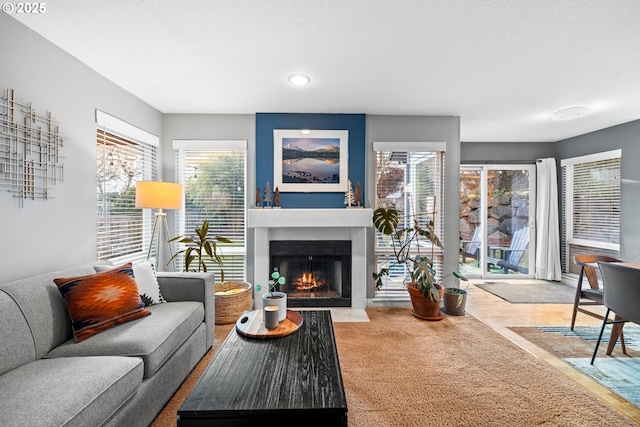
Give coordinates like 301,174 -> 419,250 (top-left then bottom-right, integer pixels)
135,181 -> 183,209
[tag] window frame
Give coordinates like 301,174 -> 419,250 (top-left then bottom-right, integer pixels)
561,149 -> 621,273
173,139 -> 248,280
96,110 -> 159,264
372,141 -> 446,294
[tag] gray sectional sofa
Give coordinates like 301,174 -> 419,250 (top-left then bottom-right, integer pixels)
0,262 -> 215,427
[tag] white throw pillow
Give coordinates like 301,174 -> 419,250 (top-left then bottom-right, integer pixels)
133,260 -> 166,306
94,260 -> 166,306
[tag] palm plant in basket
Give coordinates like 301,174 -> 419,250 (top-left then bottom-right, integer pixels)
168,219 -> 231,280
372,202 -> 466,315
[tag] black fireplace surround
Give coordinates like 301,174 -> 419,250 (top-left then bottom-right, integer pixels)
269,240 -> 351,307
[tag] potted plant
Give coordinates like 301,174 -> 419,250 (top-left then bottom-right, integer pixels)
372,203 -> 466,320
262,270 -> 287,322
168,219 -> 230,276
168,220 -> 252,324
442,284 -> 469,316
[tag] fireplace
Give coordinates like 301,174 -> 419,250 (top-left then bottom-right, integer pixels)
270,240 -> 351,307
248,208 -> 371,310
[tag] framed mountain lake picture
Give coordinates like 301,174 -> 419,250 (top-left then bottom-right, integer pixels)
273,129 -> 349,192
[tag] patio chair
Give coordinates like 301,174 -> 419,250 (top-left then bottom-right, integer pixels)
460,226 -> 481,267
487,227 -> 529,274
571,254 -> 621,331
590,261 -> 640,364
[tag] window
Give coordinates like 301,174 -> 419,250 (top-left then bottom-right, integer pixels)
174,140 -> 247,280
561,150 -> 621,274
373,142 -> 445,295
96,111 -> 158,263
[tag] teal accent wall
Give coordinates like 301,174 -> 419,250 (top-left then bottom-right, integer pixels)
256,113 -> 366,208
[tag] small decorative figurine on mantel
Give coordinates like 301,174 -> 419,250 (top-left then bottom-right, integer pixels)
255,187 -> 262,208
354,182 -> 363,208
274,186 -> 281,208
264,181 -> 272,208
344,180 -> 355,208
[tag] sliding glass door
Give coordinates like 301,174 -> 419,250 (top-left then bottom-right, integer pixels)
460,165 -> 535,278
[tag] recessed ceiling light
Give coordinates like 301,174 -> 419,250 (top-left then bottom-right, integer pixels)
288,74 -> 310,86
552,106 -> 589,121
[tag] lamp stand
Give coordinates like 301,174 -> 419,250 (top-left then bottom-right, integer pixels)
147,209 -> 177,272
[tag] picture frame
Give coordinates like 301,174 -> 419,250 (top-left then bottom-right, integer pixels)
273,129 -> 348,192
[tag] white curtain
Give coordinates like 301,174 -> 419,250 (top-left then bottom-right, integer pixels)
535,158 -> 562,280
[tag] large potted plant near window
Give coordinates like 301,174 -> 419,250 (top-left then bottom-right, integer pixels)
168,219 -> 230,275
168,220 -> 252,324
372,203 -> 466,320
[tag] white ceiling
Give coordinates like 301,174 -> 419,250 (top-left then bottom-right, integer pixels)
9,0 -> 640,142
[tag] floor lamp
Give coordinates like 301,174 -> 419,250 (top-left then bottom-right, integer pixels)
135,181 -> 183,271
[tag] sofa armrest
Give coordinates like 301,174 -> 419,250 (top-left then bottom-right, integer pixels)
157,272 -> 215,349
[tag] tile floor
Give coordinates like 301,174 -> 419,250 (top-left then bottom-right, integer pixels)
303,306 -> 370,322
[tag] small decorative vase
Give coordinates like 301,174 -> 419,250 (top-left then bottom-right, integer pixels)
262,291 -> 287,322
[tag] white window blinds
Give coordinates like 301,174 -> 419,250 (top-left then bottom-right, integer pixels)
561,150 -> 621,274
174,140 -> 247,280
96,111 -> 158,263
373,142 -> 446,294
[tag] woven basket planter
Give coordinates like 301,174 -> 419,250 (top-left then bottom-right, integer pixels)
214,281 -> 253,324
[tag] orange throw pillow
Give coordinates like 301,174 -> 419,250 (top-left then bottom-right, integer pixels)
54,263 -> 151,342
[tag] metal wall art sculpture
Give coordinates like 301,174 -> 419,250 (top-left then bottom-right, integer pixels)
0,89 -> 64,207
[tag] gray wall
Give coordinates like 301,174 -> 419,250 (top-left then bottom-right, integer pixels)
366,115 -> 461,293
0,14 -> 163,282
461,141 -> 557,164
556,119 -> 640,261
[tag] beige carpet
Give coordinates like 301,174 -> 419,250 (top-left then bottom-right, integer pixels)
152,308 -> 637,426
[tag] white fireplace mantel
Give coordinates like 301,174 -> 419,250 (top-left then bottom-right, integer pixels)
248,208 -> 373,229
248,208 -> 373,310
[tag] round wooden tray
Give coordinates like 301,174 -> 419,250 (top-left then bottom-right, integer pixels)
235,309 -> 304,339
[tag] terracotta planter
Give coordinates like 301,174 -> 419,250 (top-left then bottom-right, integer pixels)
407,283 -> 444,321
443,288 -> 467,316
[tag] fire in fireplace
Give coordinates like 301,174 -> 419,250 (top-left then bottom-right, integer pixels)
270,240 -> 351,307
295,271 -> 321,291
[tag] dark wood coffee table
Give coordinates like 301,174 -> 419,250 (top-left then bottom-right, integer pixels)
177,310 -> 347,426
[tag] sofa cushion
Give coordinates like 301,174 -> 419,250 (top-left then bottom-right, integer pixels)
0,263 -> 102,359
132,260 -> 166,306
0,356 -> 142,427
0,291 -> 36,376
46,301 -> 204,378
54,263 -> 151,342
95,260 -> 166,306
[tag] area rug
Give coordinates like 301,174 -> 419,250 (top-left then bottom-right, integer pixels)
511,325 -> 640,410
476,281 -> 576,303
151,309 -> 637,427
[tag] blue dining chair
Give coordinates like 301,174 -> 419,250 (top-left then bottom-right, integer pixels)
591,262 -> 640,365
